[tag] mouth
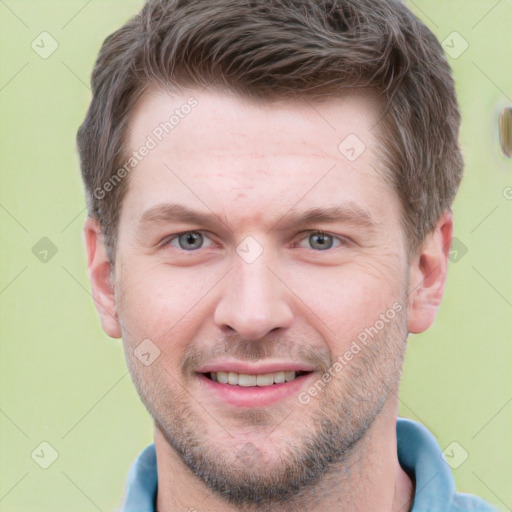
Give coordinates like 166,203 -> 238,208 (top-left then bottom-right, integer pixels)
195,363 -> 316,407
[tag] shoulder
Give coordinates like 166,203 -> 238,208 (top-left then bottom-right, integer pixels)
396,418 -> 496,512
117,443 -> 158,512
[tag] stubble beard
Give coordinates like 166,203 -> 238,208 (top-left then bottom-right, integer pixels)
124,309 -> 408,510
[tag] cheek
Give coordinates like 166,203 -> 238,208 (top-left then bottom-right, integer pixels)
115,259 -> 225,348
285,255 -> 406,350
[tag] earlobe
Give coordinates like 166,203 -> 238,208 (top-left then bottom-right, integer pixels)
407,211 -> 453,334
83,217 -> 122,338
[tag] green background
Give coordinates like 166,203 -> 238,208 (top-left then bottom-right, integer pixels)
0,1 -> 510,510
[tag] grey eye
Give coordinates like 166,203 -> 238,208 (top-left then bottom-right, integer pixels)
177,232 -> 203,250
308,232 -> 334,250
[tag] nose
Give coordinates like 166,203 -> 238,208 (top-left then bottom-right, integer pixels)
214,250 -> 294,340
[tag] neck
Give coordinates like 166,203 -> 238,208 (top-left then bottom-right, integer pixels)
154,399 -> 414,512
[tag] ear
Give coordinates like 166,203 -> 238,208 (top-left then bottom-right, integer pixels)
407,211 -> 453,334
83,217 -> 122,338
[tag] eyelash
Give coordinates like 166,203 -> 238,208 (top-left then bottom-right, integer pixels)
162,230 -> 351,252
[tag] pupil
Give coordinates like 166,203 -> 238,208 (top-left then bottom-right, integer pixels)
180,232 -> 202,250
311,233 -> 332,250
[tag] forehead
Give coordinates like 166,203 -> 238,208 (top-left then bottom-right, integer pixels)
128,86 -> 383,158
122,87 -> 396,229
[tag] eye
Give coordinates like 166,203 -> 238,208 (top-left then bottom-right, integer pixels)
297,231 -> 345,251
167,231 -> 213,251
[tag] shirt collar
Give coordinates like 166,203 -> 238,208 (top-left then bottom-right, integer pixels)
396,417 -> 456,510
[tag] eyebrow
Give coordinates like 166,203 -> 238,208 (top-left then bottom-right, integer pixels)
138,203 -> 228,231
270,204 -> 378,234
137,202 -> 378,235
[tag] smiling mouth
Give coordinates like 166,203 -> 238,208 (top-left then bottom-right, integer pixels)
203,370 -> 311,387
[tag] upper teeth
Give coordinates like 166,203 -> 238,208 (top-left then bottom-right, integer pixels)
210,371 -> 297,387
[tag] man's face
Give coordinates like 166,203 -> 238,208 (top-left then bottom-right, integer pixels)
113,88 -> 411,504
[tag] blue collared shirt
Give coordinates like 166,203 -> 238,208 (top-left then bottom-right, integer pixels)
117,418 -> 496,511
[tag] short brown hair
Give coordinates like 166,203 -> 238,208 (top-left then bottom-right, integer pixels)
77,0 -> 463,260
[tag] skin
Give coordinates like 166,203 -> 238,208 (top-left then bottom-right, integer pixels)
85,87 -> 453,511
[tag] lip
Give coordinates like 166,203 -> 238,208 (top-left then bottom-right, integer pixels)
196,360 -> 316,374
197,371 -> 316,408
